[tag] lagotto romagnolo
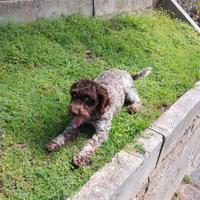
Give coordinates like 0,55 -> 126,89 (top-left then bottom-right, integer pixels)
47,68 -> 151,168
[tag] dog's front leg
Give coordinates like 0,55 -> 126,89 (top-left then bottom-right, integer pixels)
47,125 -> 79,152
73,116 -> 112,168
73,130 -> 108,168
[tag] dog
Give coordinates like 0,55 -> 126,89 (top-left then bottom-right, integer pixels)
47,68 -> 151,168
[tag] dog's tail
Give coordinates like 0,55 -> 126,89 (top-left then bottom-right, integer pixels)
132,67 -> 152,80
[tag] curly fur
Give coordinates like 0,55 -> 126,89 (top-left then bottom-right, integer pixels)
47,68 -> 151,168
70,80 -> 110,116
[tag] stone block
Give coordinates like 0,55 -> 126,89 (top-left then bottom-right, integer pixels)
94,0 -> 154,17
0,0 -> 93,23
150,83 -> 200,161
144,83 -> 200,200
69,129 -> 163,200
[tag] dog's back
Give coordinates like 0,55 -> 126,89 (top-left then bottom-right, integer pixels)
95,69 -> 133,115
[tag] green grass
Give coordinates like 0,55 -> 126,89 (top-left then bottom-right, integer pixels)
0,11 -> 200,200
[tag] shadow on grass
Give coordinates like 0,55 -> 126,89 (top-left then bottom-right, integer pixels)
12,111 -> 96,154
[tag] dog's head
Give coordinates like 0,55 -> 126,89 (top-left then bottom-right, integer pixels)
68,80 -> 109,126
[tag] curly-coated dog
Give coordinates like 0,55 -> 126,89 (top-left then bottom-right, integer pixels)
47,68 -> 151,168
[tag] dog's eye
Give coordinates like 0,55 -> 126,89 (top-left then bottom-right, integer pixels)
72,93 -> 77,98
84,97 -> 94,106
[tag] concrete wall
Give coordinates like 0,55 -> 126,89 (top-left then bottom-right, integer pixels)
0,0 -> 93,23
94,0 -> 156,17
0,0 -> 158,23
143,81 -> 200,200
2,0 -> 198,35
69,81 -> 200,200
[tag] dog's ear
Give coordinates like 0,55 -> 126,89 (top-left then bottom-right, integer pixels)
96,85 -> 110,115
70,82 -> 80,99
70,82 -> 78,93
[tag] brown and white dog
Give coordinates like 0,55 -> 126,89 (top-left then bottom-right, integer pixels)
47,68 -> 151,168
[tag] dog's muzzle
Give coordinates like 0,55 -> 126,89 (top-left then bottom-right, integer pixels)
68,104 -> 90,119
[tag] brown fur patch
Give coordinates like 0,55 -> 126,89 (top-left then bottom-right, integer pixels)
69,80 -> 110,118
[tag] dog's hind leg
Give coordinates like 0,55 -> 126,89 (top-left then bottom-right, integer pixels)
125,86 -> 142,114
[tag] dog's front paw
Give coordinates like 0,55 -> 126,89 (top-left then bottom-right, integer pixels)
73,153 -> 92,168
46,142 -> 61,152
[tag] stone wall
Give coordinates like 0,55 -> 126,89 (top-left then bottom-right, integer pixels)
143,82 -> 200,200
0,0 -> 93,24
0,0 -> 159,23
69,81 -> 200,200
94,0 -> 157,17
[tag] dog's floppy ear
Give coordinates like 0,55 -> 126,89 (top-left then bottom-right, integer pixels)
96,85 -> 110,115
70,82 -> 78,95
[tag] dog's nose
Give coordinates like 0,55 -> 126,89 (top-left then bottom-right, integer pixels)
68,105 -> 79,115
71,110 -> 79,115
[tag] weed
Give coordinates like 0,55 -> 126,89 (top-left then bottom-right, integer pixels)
133,144 -> 147,155
183,175 -> 193,184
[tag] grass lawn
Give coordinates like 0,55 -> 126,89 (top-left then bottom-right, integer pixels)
0,11 -> 200,200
